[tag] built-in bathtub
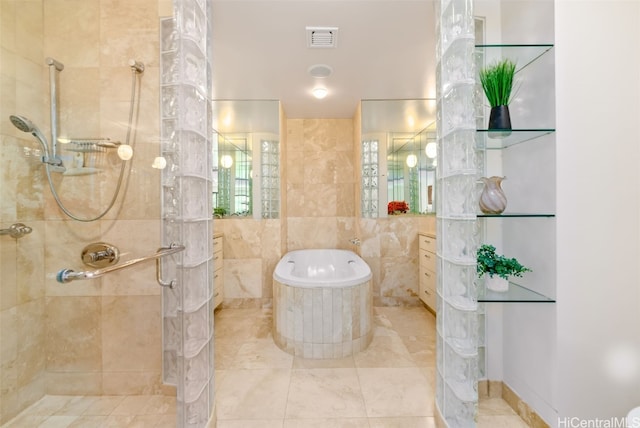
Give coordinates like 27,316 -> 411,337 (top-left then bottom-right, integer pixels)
272,249 -> 373,359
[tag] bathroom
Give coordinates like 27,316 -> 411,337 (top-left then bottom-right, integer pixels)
2,0 -> 640,427
1,0 -> 438,425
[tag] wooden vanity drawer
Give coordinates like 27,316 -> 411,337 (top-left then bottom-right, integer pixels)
213,233 -> 224,309
213,251 -> 223,272
420,283 -> 436,311
213,236 -> 223,252
420,267 -> 436,290
418,233 -> 437,313
419,248 -> 437,272
419,234 -> 436,252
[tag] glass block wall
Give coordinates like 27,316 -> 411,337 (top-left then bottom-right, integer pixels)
435,0 -> 480,426
361,139 -> 380,218
160,0 -> 215,426
260,139 -> 280,219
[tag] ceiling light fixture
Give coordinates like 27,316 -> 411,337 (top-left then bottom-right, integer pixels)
312,87 -> 328,99
406,154 -> 418,168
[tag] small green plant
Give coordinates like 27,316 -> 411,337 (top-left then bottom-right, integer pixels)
479,59 -> 517,107
477,244 -> 531,280
213,207 -> 227,218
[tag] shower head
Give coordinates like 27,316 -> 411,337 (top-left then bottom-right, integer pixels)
9,115 -> 51,157
10,115 -> 34,133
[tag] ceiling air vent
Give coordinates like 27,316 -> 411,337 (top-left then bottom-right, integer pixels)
306,26 -> 338,48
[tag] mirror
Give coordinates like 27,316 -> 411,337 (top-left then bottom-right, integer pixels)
361,99 -> 437,218
387,124 -> 437,215
212,100 -> 280,219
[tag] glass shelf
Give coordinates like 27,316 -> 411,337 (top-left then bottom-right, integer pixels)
475,44 -> 554,74
476,129 -> 555,149
477,212 -> 555,218
478,282 -> 555,303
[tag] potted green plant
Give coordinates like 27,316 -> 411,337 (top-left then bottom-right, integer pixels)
476,244 -> 531,292
213,207 -> 227,218
479,58 -> 517,134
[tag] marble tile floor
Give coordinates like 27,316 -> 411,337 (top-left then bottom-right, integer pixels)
214,306 -> 530,428
2,306 -> 529,427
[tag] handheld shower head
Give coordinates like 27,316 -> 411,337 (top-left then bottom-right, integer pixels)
9,115 -> 34,133
9,115 -> 52,158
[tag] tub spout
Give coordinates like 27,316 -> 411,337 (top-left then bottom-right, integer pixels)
349,238 -> 361,246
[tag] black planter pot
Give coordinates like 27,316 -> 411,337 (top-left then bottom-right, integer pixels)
488,105 -> 512,138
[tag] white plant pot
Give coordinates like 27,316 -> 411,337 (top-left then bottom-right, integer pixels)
485,275 -> 509,292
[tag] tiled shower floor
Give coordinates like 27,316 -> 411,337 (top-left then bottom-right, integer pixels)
1,395 -> 176,427
3,306 -> 529,427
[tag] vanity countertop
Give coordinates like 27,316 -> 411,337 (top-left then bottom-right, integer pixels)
419,232 -> 436,239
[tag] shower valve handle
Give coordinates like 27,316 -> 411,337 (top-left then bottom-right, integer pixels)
81,242 -> 120,268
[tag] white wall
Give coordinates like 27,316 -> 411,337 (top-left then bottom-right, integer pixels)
556,0 -> 640,422
500,1 -> 558,425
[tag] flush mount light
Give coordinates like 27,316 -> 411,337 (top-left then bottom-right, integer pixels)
312,87 -> 328,99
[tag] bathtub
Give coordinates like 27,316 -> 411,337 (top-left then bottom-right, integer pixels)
272,249 -> 373,359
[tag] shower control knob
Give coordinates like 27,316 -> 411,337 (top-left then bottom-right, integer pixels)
81,242 -> 120,268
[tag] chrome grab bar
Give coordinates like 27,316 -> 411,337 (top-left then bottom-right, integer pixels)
0,223 -> 33,239
56,243 -> 185,287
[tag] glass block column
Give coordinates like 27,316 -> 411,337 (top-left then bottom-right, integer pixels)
435,0 -> 480,426
361,139 -> 379,218
260,139 -> 280,219
160,0 -> 215,426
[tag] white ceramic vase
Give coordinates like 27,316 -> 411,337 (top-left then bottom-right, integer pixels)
485,275 -> 509,292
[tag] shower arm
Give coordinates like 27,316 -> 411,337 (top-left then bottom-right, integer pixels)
56,243 -> 185,288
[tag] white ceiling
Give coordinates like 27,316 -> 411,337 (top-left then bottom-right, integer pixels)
211,0 -> 437,132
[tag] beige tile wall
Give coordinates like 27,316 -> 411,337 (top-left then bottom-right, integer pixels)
286,118 -> 356,250
39,0 -> 167,397
216,218 -> 281,308
219,115 -> 439,309
1,1 -> 170,423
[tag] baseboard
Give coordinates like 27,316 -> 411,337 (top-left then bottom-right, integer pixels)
479,380 -> 550,428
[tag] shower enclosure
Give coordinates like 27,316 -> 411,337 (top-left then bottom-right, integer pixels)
0,0 -> 214,426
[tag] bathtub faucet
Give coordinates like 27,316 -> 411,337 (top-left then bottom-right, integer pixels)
349,237 -> 361,246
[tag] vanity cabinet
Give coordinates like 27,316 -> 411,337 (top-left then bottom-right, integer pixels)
213,233 -> 224,309
418,233 -> 437,312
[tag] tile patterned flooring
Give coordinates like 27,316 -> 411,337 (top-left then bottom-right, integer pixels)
214,306 -> 529,428
1,395 -> 176,427
2,306 -> 529,427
